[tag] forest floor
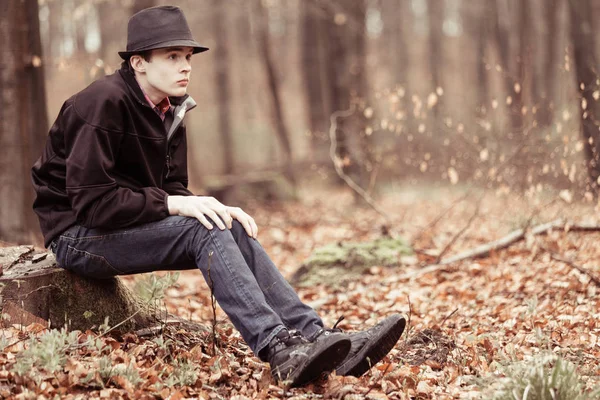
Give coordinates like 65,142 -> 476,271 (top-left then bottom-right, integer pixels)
1,183 -> 600,399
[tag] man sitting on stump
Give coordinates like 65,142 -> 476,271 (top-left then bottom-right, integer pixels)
31,5 -> 405,387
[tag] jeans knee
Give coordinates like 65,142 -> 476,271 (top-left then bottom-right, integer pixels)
231,220 -> 245,235
188,218 -> 229,257
230,220 -> 256,244
189,218 -> 248,260
206,222 -> 238,246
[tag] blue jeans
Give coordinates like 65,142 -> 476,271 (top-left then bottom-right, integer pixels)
50,216 -> 324,358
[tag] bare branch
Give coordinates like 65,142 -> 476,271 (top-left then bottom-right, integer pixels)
440,308 -> 459,328
434,196 -> 482,264
412,192 -> 470,245
329,106 -> 389,220
539,244 -> 600,287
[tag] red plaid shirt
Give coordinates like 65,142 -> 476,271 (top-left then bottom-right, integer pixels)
136,80 -> 171,121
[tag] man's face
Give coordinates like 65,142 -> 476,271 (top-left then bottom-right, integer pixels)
139,46 -> 193,100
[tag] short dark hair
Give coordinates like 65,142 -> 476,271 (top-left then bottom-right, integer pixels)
121,51 -> 153,74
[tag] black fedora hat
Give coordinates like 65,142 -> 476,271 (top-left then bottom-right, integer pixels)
118,5 -> 208,60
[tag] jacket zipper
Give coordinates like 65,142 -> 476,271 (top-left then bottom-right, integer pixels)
163,103 -> 187,181
163,99 -> 195,182
134,97 -> 171,181
165,153 -> 171,179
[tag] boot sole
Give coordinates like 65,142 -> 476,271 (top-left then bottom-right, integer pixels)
287,334 -> 351,387
336,315 -> 406,377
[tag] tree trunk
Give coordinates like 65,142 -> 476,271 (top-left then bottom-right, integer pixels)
476,8 -> 490,119
426,0 -> 444,121
347,0 -> 372,191
323,2 -> 351,176
96,0 -> 127,73
213,0 -> 235,176
0,0 -> 49,244
0,246 -> 207,334
254,0 -> 296,186
74,2 -> 87,57
45,0 -> 61,77
131,0 -> 156,16
491,0 -> 523,135
47,0 -> 62,61
568,0 -> 600,194
301,0 -> 330,161
381,0 -> 414,151
235,0 -> 257,123
97,0 -> 109,62
394,0 -> 413,135
511,0 -> 532,187
516,0 -> 530,125
321,0 -> 369,189
538,0 -> 561,127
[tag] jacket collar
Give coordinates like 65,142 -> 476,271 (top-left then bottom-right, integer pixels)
118,66 -> 194,109
168,96 -> 196,140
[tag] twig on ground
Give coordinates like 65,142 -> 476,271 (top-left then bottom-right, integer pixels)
364,360 -> 392,397
434,196 -> 483,264
440,308 -> 459,328
404,219 -> 600,279
412,192 -> 470,245
520,199 -> 559,238
101,308 -> 142,337
538,243 -> 600,287
2,336 -> 31,352
7,247 -> 34,269
329,106 -> 389,220
206,251 -> 219,355
404,295 -> 412,342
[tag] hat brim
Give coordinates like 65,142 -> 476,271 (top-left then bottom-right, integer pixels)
118,39 -> 209,60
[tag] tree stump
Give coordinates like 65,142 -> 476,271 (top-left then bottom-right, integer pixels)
0,246 -> 206,334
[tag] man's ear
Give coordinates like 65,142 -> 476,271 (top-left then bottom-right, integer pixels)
130,55 -> 145,73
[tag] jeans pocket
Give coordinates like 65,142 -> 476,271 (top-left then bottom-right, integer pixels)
65,245 -> 122,279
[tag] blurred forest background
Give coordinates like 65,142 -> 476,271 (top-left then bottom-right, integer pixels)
1,0 -> 600,244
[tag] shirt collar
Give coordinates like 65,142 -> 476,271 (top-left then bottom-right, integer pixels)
135,77 -> 171,120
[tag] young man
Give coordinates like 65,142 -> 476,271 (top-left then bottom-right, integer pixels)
31,6 -> 405,387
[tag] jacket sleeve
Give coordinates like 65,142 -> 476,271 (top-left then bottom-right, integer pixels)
162,125 -> 195,196
65,103 -> 170,229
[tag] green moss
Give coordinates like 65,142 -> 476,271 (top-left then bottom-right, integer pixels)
305,237 -> 412,267
293,236 -> 413,287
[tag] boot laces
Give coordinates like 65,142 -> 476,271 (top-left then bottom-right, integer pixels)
332,315 -> 345,331
312,315 -> 345,340
283,329 -> 306,346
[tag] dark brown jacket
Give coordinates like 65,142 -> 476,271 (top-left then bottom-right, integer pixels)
31,66 -> 196,247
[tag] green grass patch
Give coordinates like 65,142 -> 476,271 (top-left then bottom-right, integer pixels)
293,236 -> 412,286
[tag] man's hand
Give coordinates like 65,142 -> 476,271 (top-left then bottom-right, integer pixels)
227,206 -> 258,239
167,196 -> 257,238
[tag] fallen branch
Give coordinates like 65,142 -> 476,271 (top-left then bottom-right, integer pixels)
406,219 -> 600,278
329,106 -> 389,220
538,244 -> 600,287
439,219 -> 600,265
